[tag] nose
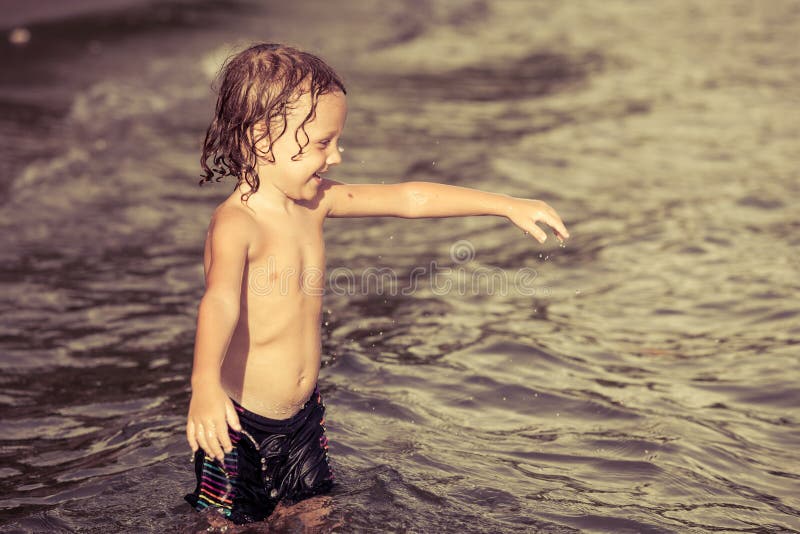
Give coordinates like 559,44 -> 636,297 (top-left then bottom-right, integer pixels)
326,145 -> 342,166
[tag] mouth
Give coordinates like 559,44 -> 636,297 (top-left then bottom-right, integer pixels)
312,171 -> 324,183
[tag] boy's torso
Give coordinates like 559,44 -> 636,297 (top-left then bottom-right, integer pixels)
206,192 -> 327,420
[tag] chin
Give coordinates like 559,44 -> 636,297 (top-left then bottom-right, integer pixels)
304,182 -> 321,198
293,189 -> 316,202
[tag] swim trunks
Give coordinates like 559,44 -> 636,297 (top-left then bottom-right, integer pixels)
184,384 -> 335,524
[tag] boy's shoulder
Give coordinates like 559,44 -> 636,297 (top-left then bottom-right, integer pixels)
211,198 -> 253,223
207,200 -> 259,243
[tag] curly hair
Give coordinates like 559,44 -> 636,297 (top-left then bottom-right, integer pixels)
198,43 -> 346,204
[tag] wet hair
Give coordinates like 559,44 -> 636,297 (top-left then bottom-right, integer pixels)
198,43 -> 346,203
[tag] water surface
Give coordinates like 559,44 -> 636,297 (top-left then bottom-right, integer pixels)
1,1 -> 798,532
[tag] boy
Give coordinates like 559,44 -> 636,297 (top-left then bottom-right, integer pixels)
185,43 -> 569,525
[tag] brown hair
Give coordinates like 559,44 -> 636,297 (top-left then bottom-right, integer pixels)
198,43 -> 346,203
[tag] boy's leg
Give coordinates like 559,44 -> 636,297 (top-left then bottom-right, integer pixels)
185,407 -> 281,524
282,386 -> 335,502
184,429 -> 240,520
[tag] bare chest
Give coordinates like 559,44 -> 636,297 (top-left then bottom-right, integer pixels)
247,219 -> 326,297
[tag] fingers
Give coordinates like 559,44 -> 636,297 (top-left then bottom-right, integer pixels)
186,420 -> 198,453
194,421 -> 226,462
215,401 -> 241,456
225,400 -> 242,432
544,213 -> 570,242
527,223 -> 548,243
550,214 -> 570,241
207,422 -> 228,461
531,205 -> 570,243
218,420 -> 234,457
193,422 -> 212,459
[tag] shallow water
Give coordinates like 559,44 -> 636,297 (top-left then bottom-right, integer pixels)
1,0 -> 799,532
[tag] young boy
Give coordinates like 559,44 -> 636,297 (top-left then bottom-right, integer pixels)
184,43 -> 569,525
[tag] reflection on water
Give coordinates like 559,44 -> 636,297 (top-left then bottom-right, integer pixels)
1,0 -> 798,532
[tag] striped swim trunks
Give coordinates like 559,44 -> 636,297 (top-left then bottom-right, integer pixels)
184,384 -> 335,524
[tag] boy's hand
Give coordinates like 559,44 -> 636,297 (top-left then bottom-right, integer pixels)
506,198 -> 570,243
186,381 -> 242,462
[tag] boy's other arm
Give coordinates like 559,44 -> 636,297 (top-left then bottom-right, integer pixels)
186,208 -> 250,461
322,179 -> 569,243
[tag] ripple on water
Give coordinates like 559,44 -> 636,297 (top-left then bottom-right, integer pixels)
0,417 -> 101,441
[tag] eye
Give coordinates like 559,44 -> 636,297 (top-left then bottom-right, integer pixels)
318,139 -> 331,148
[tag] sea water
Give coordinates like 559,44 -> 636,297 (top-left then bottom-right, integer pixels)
1,1 -> 798,532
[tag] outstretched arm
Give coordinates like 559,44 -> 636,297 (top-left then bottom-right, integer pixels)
321,179 -> 570,243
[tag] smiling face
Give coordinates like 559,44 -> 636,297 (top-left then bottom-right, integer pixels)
255,91 -> 347,202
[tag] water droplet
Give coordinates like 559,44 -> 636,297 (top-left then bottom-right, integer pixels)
575,290 -> 582,295
338,146 -> 344,153
9,27 -> 31,46
389,235 -> 394,240
432,161 -> 436,166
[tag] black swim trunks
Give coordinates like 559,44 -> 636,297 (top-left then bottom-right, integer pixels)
184,384 -> 335,524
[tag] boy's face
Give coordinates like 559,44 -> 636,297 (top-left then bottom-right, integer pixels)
257,91 -> 347,202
